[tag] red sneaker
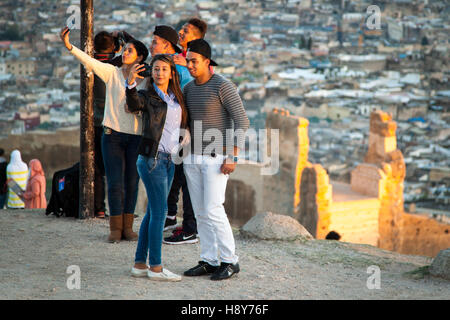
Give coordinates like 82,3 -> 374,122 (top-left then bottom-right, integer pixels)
95,211 -> 105,219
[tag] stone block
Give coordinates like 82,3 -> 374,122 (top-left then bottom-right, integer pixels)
351,163 -> 387,198
241,211 -> 313,241
429,248 -> 450,280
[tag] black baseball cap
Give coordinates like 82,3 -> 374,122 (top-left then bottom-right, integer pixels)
153,25 -> 182,53
187,39 -> 218,66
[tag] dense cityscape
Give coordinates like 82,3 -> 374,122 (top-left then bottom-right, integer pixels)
0,0 -> 449,216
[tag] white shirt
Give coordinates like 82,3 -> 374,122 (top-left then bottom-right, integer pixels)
70,45 -> 146,135
153,83 -> 182,154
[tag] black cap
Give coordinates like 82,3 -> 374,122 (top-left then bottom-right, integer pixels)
187,39 -> 218,66
128,39 -> 149,63
153,25 -> 182,53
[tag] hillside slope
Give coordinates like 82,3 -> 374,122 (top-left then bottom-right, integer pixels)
0,209 -> 448,299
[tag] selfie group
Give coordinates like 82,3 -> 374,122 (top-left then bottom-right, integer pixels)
60,17 -> 249,282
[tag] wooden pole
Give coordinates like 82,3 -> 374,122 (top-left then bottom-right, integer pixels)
79,0 -> 94,219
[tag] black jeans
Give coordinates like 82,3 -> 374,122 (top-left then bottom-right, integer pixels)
101,128 -> 141,216
167,163 -> 197,234
94,126 -> 106,214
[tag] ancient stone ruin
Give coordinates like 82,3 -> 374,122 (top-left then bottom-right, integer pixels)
230,109 -> 450,257
2,109 -> 448,257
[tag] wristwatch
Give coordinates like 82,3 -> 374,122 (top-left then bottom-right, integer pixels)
227,154 -> 238,163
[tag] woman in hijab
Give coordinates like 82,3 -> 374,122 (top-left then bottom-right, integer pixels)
23,159 -> 47,209
6,150 -> 28,209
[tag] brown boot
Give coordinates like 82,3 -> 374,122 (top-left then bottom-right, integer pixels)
108,215 -> 123,243
122,213 -> 138,241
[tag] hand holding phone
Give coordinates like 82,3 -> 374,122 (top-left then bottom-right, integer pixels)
128,63 -> 146,85
60,26 -> 73,51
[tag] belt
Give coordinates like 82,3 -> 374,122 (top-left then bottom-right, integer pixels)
155,151 -> 172,161
103,126 -> 114,134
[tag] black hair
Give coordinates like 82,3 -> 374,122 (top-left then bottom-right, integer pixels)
127,39 -> 149,63
325,231 -> 341,240
94,31 -> 116,53
188,18 -> 208,38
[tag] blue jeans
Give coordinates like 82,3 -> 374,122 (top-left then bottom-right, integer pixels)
135,153 -> 175,267
101,129 -> 141,216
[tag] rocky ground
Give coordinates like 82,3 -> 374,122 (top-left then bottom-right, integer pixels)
0,209 -> 449,300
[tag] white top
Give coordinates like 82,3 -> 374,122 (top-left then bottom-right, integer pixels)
152,83 -> 182,154
7,150 -> 28,208
70,45 -> 147,135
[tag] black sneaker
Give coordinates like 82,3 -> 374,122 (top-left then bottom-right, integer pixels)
163,217 -> 178,231
184,261 -> 219,276
210,262 -> 240,281
163,230 -> 198,245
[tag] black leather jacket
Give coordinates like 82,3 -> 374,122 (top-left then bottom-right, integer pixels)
126,84 -> 187,158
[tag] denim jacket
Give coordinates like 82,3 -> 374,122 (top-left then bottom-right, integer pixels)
126,84 -> 188,158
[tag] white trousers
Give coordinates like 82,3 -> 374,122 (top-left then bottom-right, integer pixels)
183,154 -> 238,266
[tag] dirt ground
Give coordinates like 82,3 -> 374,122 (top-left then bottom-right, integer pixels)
1,209 -> 449,300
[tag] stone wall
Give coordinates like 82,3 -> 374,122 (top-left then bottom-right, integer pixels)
0,128 -> 153,219
351,163 -> 387,198
225,179 -> 257,227
263,108 -> 310,217
0,128 -> 80,178
349,110 -> 449,256
224,109 -> 311,226
299,166 -> 380,246
328,198 -> 380,246
5,111 -> 448,257
399,213 -> 450,257
355,111 -> 406,251
298,164 -> 332,238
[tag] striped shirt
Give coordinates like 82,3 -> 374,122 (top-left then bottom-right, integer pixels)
7,168 -> 27,208
183,74 -> 249,155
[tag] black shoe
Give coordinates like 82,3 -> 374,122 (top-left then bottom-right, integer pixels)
163,217 -> 178,231
210,262 -> 240,281
184,261 -> 219,276
163,231 -> 198,245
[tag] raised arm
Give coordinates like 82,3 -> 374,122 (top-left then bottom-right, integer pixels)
60,27 -> 115,83
125,63 -> 148,113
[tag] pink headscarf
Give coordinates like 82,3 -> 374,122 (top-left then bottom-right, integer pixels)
29,159 -> 45,178
24,159 -> 47,209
